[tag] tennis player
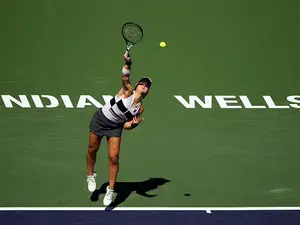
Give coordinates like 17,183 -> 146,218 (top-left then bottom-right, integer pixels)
86,50 -> 152,206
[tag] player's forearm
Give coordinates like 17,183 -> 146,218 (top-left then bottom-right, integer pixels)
121,50 -> 133,91
123,50 -> 132,69
122,49 -> 132,75
123,121 -> 138,130
121,55 -> 131,78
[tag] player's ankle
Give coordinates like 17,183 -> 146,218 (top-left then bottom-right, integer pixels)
109,185 -> 115,191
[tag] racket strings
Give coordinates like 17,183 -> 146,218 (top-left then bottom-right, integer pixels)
123,25 -> 142,43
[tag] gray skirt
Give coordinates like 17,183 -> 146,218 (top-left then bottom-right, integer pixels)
89,108 -> 124,137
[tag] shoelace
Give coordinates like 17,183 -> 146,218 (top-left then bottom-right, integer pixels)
87,176 -> 95,182
106,190 -> 114,200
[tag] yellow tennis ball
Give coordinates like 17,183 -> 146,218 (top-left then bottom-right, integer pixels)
160,41 -> 166,48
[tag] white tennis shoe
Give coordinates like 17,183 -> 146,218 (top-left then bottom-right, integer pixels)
103,186 -> 116,206
86,172 -> 97,192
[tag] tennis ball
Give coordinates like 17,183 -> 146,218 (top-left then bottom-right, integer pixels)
160,41 -> 166,48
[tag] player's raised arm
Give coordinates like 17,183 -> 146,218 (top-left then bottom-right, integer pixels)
119,50 -> 133,96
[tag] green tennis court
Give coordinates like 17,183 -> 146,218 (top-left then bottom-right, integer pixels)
0,0 -> 300,208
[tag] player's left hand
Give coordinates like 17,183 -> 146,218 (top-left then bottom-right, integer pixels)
132,116 -> 144,127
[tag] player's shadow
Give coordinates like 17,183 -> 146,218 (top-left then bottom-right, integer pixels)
90,177 -> 170,211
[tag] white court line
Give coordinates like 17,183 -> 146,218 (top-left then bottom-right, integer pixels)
1,207 -> 300,211
0,81 -> 28,83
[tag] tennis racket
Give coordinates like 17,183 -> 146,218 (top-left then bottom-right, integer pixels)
122,22 -> 143,56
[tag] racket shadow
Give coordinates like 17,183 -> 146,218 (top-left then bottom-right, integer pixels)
90,177 -> 170,210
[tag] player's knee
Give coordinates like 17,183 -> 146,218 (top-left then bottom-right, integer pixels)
109,154 -> 119,165
88,144 -> 99,153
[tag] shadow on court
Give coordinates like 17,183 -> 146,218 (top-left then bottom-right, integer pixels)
90,178 -> 170,210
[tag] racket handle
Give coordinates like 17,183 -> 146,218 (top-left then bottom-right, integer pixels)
127,44 -> 133,51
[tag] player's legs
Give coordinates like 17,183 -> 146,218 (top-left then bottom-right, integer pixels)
86,132 -> 102,175
103,136 -> 121,206
86,132 -> 102,192
107,136 -> 121,190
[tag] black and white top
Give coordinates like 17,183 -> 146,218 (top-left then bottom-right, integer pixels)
102,91 -> 142,123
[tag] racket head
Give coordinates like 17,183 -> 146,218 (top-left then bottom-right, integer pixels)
122,22 -> 144,47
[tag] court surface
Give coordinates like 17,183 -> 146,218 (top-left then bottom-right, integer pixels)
0,0 -> 299,224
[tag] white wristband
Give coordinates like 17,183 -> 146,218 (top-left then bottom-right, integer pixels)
122,67 -> 131,75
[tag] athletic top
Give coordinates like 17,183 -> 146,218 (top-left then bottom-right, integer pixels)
102,92 -> 142,124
